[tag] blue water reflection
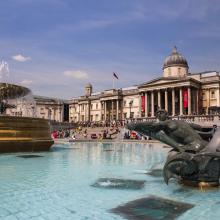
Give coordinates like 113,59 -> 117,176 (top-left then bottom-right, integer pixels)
0,142 -> 219,219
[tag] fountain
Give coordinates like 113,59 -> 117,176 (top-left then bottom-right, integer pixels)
127,110 -> 220,187
0,64 -> 53,153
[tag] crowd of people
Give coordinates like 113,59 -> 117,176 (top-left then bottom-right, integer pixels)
51,125 -> 149,141
51,119 -> 151,141
75,120 -> 125,128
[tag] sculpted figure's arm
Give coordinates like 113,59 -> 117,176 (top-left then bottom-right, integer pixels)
153,130 -> 183,152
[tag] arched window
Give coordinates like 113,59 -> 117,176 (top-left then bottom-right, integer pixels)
168,68 -> 171,76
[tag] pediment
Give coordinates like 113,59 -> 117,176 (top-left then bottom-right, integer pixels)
139,77 -> 181,87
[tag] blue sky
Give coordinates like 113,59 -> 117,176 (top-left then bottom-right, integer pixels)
1,0 -> 220,99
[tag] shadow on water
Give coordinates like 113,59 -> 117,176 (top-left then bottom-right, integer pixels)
16,155 -> 43,159
111,195 -> 194,220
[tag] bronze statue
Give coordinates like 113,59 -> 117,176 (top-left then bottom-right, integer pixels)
127,110 -> 220,186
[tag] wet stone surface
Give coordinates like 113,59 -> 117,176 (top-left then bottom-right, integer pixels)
91,178 -> 146,190
111,196 -> 194,220
16,155 -> 43,159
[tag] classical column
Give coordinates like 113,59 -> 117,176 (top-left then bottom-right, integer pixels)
216,89 -> 220,107
88,103 -> 91,122
116,100 -> 119,120
179,87 -> 183,115
172,88 -> 175,116
206,89 -> 210,114
158,90 -> 161,110
196,89 -> 199,114
111,100 -> 114,120
78,104 -> 81,122
188,87 -> 191,115
85,104 -> 87,121
165,89 -> 168,112
145,92 -> 148,117
53,108 -> 56,121
59,107 -> 62,122
104,101 -> 107,120
138,95 -> 142,117
151,91 -> 154,117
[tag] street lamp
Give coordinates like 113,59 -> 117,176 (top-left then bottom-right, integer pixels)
129,100 -> 133,119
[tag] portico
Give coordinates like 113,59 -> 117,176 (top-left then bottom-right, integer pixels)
100,89 -> 123,121
139,78 -> 200,117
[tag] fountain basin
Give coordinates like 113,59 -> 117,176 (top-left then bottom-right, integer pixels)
0,116 -> 54,153
0,82 -> 30,99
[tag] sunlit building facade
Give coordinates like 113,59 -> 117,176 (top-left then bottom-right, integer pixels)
69,47 -> 220,122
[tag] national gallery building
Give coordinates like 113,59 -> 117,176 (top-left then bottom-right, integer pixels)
68,47 -> 220,122
6,47 -> 220,123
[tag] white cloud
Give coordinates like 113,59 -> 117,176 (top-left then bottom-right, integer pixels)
20,79 -> 33,86
12,54 -> 31,62
63,70 -> 89,79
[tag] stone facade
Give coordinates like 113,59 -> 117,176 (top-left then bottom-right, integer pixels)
69,47 -> 220,123
5,47 -> 220,123
6,95 -> 68,122
69,86 -> 140,122
34,96 -> 67,122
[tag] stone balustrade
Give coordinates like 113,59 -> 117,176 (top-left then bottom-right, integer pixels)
125,115 -> 220,127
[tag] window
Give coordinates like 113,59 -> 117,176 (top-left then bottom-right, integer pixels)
91,104 -> 93,110
124,113 -> 127,119
168,68 -> 171,76
123,101 -> 126,107
130,112 -> 134,118
96,103 -> 98,109
211,90 -> 216,99
129,100 -> 133,107
178,68 -> 181,75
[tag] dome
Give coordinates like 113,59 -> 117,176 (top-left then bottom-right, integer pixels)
85,83 -> 92,88
163,46 -> 188,70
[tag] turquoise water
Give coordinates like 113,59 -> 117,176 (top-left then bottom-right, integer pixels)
0,142 -> 220,220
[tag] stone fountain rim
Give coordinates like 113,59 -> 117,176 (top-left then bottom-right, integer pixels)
0,82 -> 31,99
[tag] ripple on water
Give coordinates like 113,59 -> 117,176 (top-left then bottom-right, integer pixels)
91,178 -> 146,190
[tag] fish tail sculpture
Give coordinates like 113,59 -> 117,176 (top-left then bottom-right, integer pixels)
127,110 -> 220,187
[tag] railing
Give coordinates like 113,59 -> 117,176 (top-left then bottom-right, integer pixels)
126,114 -> 219,126
66,114 -> 220,128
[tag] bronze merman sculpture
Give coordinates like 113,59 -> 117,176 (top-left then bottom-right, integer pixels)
127,110 -> 220,186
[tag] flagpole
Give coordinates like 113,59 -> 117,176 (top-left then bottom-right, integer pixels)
113,77 -> 115,89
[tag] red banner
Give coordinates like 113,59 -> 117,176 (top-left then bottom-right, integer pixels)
183,89 -> 188,108
141,95 -> 145,112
